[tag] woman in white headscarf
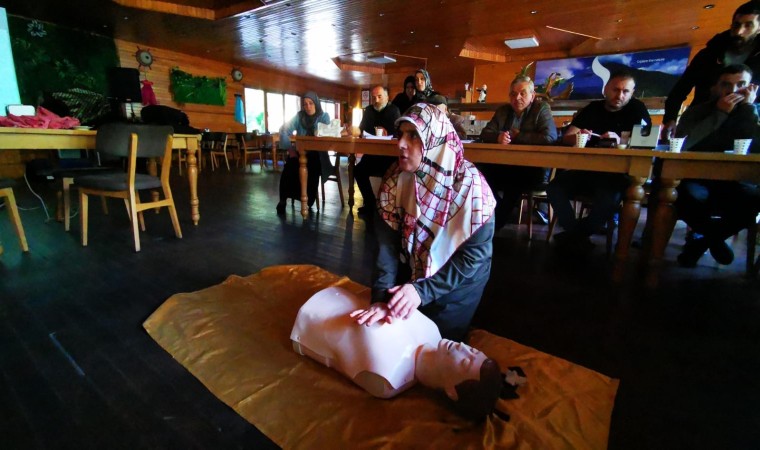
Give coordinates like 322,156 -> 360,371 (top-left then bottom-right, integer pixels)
352,103 -> 496,341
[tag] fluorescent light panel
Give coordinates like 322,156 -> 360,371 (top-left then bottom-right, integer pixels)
504,36 -> 539,49
366,54 -> 396,64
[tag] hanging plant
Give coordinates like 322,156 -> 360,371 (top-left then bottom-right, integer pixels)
170,67 -> 226,106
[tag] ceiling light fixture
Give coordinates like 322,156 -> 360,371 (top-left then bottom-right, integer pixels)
703,4 -> 714,9
366,53 -> 397,64
504,36 -> 539,49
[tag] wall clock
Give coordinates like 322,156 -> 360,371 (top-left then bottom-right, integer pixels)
231,68 -> 243,82
136,48 -> 154,68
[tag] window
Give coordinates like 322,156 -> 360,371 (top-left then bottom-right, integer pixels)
266,92 -> 284,133
284,94 -> 300,124
244,89 -> 340,133
320,100 -> 339,121
244,88 -> 265,133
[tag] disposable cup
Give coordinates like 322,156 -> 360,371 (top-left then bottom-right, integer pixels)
669,137 -> 686,153
620,131 -> 631,146
734,138 -> 752,155
575,133 -> 589,148
374,127 -> 386,136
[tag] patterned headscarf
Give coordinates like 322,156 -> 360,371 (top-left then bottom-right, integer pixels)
377,104 -> 495,281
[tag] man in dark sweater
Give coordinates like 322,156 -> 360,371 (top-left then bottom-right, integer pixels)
355,85 -> 401,216
673,64 -> 760,267
547,70 -> 651,251
663,1 -> 760,138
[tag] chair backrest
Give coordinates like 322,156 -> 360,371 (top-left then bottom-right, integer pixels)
96,123 -> 173,159
240,133 -> 258,148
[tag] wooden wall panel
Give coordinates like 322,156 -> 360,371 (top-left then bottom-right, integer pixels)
116,38 -> 355,132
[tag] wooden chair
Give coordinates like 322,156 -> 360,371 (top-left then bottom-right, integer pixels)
263,133 -> 285,170
318,151 -> 344,208
208,132 -> 231,171
0,178 -> 29,255
240,132 -> 264,170
75,123 -> 182,252
517,168 -> 555,240
226,133 -> 242,167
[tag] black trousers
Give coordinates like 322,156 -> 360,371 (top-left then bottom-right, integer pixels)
676,179 -> 760,242
354,155 -> 396,207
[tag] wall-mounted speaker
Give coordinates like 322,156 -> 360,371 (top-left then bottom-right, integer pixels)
107,67 -> 142,102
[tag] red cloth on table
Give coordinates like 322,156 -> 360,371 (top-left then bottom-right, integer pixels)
0,106 -> 80,129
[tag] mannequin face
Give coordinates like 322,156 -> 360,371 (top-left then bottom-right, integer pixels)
433,339 -> 489,400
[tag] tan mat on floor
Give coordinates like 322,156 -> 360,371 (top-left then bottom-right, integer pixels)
144,265 -> 619,449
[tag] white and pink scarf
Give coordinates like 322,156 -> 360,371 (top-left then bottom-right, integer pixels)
378,104 -> 495,281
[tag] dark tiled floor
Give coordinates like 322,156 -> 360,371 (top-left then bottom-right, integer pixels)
1,162 -> 758,449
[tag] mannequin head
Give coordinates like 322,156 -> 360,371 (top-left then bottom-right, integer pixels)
416,339 -> 502,421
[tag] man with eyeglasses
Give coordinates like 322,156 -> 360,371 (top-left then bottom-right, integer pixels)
478,75 -> 557,230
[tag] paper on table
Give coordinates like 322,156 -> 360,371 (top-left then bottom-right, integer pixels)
362,131 -> 394,140
460,139 -> 475,143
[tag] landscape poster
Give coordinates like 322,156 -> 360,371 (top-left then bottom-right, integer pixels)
534,47 -> 691,100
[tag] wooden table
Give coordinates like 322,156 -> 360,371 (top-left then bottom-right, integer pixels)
295,136 -> 657,280
0,127 -> 203,225
644,151 -> 760,287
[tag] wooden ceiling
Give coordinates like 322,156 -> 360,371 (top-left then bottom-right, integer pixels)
1,0 -> 744,88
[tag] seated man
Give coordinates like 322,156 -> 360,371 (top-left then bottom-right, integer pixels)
478,76 -> 557,230
547,70 -> 651,251
355,85 -> 401,216
673,64 -> 760,267
291,286 -> 503,421
427,95 -> 468,140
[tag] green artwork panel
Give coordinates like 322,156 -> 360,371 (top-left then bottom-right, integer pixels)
170,67 -> 226,106
8,16 -> 118,105
8,16 -> 117,123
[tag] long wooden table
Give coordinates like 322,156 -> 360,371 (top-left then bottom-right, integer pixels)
0,127 -> 203,225
644,151 -> 760,286
295,136 -> 657,281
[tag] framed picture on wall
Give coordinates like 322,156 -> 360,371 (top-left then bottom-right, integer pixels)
361,89 -> 369,108
534,46 -> 691,100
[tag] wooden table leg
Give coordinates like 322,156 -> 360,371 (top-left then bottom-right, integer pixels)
299,150 -> 309,219
612,176 -> 646,282
348,154 -> 356,211
186,137 -> 200,225
644,178 -> 680,288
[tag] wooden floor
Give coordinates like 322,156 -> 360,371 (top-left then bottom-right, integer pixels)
1,160 -> 758,450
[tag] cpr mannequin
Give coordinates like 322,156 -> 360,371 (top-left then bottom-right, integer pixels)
291,287 -> 502,420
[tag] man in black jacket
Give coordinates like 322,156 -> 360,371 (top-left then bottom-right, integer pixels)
663,1 -> 760,138
672,64 -> 760,267
355,85 -> 401,216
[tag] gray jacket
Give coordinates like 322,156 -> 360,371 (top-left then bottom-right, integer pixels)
480,100 -> 557,145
